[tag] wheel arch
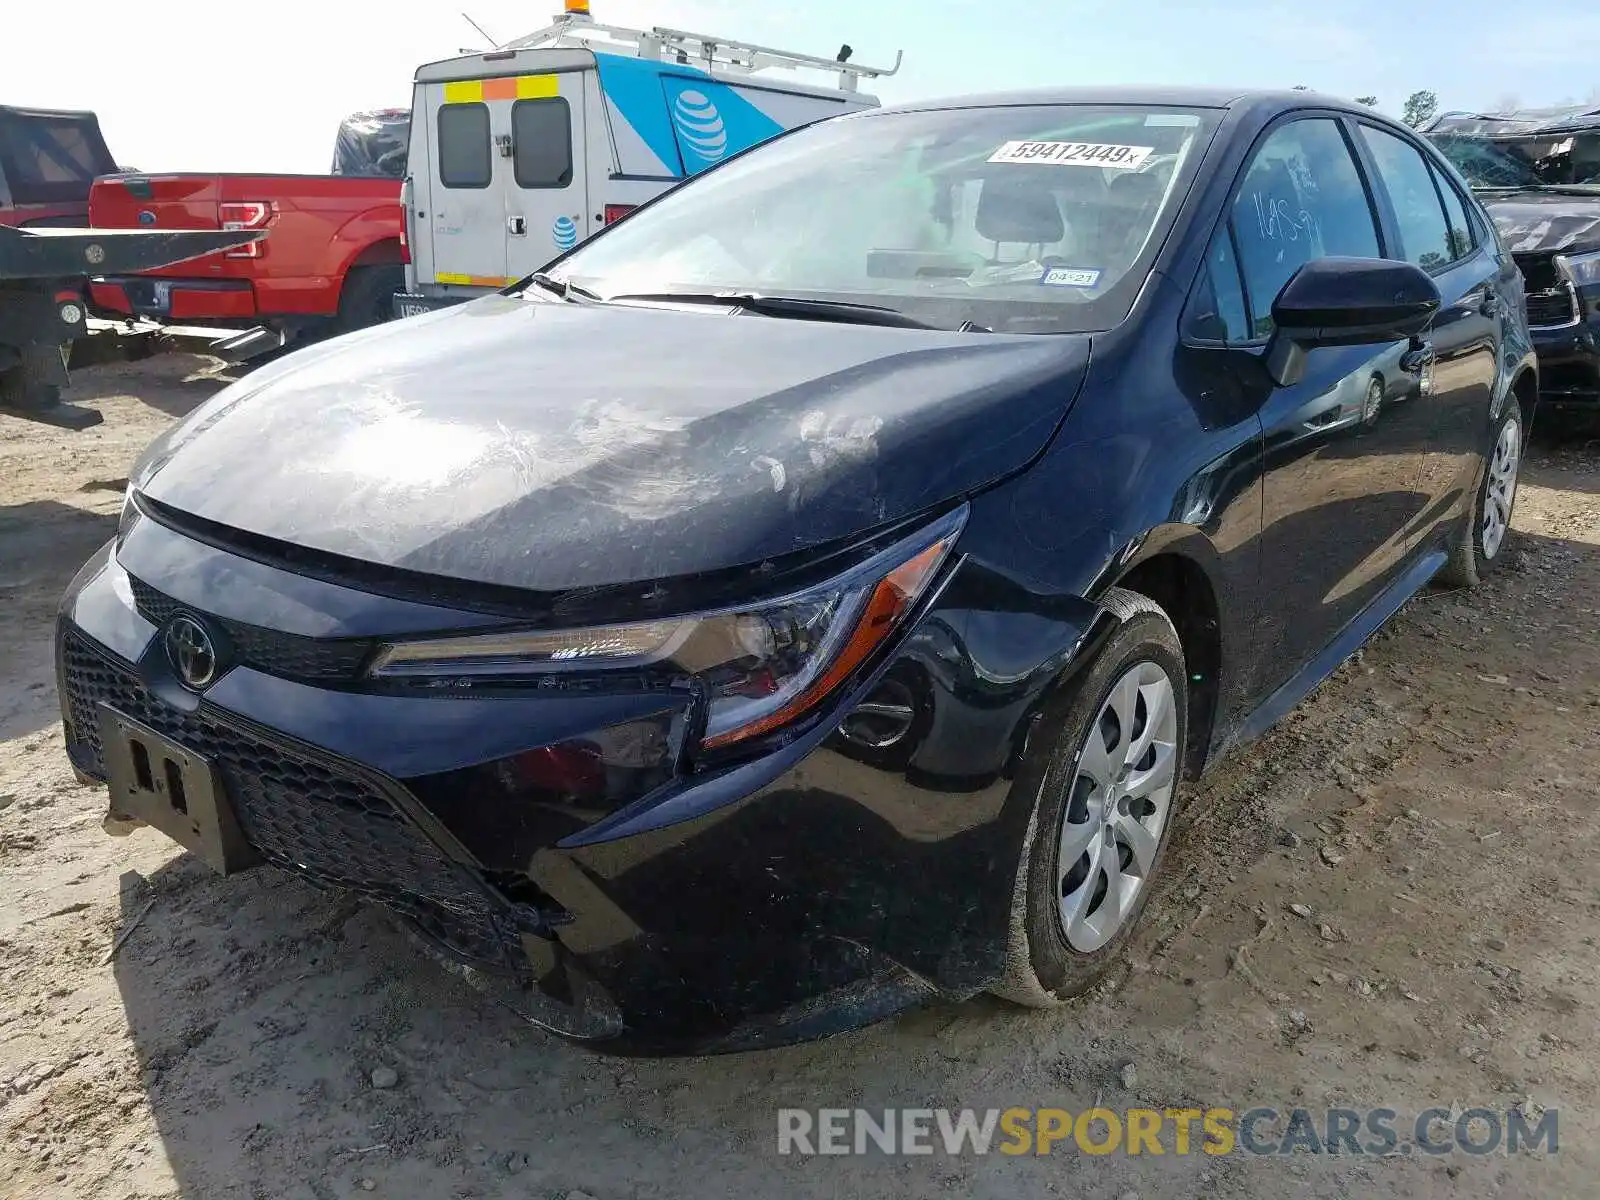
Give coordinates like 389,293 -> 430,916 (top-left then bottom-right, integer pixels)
1509,364 -> 1538,434
1101,531 -> 1226,781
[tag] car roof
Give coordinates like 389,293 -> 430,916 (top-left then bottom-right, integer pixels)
877,86 -> 1369,118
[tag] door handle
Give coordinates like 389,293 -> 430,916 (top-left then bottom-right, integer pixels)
1478,292 -> 1503,318
1400,342 -> 1435,374
507,216 -> 527,236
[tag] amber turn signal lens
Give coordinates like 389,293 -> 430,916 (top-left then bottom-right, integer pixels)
700,537 -> 953,750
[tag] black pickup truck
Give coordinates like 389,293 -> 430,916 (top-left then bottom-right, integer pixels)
1426,105 -> 1600,422
0,105 -> 261,428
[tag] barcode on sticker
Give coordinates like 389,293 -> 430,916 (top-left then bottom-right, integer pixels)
989,141 -> 1155,170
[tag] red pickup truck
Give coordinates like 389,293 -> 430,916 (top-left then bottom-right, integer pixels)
87,111 -> 408,339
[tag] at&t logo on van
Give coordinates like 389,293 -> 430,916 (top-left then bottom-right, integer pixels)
552,215 -> 579,251
673,90 -> 728,163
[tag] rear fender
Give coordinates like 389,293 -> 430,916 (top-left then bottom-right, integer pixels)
331,204 -> 407,278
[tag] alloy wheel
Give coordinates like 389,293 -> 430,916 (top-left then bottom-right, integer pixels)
1057,660 -> 1179,952
1481,414 -> 1521,561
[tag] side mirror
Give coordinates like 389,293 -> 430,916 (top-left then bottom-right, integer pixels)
1264,256 -> 1441,388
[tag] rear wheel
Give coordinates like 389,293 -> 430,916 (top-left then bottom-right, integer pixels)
332,265 -> 404,335
995,588 -> 1186,1006
1436,404 -> 1522,589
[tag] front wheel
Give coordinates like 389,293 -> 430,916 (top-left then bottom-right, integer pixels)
994,588 -> 1187,1007
1436,404 -> 1523,589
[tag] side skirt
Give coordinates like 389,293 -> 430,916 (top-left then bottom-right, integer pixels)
1223,547 -> 1448,753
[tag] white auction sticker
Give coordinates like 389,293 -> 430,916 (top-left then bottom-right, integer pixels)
989,140 -> 1155,170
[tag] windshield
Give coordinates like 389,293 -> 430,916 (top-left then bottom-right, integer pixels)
544,104 -> 1221,334
1429,130 -> 1600,188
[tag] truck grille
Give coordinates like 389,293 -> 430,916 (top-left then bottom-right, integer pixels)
59,628 -> 532,976
1515,253 -> 1579,328
128,575 -> 374,683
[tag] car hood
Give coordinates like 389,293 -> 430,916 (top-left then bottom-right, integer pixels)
1477,189 -> 1600,254
133,295 -> 1091,592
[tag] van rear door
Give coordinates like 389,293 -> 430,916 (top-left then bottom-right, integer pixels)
420,82 -> 506,288
501,71 -> 589,280
423,71 -> 590,288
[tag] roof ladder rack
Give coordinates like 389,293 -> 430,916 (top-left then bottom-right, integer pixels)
498,10 -> 902,93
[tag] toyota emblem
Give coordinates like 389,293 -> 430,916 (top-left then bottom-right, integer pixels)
164,615 -> 219,690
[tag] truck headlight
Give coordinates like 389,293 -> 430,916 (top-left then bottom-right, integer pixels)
1559,248 -> 1600,289
368,507 -> 965,750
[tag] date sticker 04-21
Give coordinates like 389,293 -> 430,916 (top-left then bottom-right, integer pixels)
1041,267 -> 1103,288
989,141 -> 1155,170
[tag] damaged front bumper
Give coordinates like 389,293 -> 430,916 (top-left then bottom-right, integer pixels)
1529,291 -> 1600,411
56,512 -> 1105,1054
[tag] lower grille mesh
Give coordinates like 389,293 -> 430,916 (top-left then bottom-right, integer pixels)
59,628 -> 529,976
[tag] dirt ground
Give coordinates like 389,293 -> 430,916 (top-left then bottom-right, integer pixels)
2,355 -> 1598,1200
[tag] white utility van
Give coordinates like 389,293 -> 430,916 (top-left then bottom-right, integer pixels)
395,0 -> 901,315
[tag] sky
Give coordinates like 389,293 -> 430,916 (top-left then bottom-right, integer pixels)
5,0 -> 1600,174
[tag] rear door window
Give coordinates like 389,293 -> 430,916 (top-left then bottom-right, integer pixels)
437,103 -> 491,189
1428,160 -> 1476,261
511,98 -> 573,189
1359,125 -> 1455,270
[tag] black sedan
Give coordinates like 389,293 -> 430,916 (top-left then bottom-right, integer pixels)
57,86 -> 1536,1053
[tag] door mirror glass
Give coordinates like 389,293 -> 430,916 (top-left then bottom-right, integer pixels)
1264,256 -> 1440,386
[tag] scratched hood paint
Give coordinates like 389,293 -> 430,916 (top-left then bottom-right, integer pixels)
1477,190 -> 1600,255
133,295 -> 1091,591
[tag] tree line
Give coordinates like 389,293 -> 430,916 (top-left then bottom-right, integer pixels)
1291,87 -> 1440,127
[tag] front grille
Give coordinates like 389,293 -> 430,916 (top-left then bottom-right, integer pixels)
128,576 -> 375,683
1525,286 -> 1578,328
60,628 -> 532,976
1515,253 -> 1579,328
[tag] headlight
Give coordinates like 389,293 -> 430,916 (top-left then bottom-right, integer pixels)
1560,248 -> 1600,289
368,507 -> 966,750
116,484 -> 141,547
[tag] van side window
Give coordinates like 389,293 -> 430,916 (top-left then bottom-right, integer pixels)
1229,119 -> 1382,339
438,103 -> 491,189
512,98 -> 573,189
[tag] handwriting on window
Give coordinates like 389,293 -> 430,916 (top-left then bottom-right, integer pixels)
1251,191 -> 1320,244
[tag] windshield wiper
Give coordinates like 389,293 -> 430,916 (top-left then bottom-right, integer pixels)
605,290 -> 979,331
525,272 -> 602,302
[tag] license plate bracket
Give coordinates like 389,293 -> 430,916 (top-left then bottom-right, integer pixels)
96,705 -> 261,875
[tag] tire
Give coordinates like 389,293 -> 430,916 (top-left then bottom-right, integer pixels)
994,587 -> 1187,1007
1435,403 -> 1523,590
333,264 -> 404,335
0,345 -> 64,412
